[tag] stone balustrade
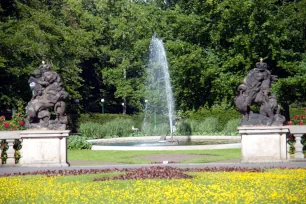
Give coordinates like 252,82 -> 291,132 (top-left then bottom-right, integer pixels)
0,131 -> 21,165
287,126 -> 306,160
0,130 -> 70,167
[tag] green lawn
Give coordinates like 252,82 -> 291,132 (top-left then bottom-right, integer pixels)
68,148 -> 241,165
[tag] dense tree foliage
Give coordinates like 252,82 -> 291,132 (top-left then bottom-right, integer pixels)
0,0 -> 305,116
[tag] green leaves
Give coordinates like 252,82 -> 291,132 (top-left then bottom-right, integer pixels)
1,0 -> 306,114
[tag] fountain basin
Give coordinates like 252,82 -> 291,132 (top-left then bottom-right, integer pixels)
88,136 -> 241,151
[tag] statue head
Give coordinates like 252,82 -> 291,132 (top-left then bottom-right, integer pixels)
255,58 -> 267,71
38,62 -> 51,74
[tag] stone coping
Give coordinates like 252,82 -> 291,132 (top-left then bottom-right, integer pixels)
0,131 -> 20,139
286,125 -> 306,134
238,126 -> 289,134
87,136 -> 241,144
20,130 -> 70,138
238,126 -> 289,130
0,130 -> 70,139
91,143 -> 241,151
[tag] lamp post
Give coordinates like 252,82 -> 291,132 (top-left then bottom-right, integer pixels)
101,98 -> 105,114
154,109 -> 156,129
122,102 -> 125,114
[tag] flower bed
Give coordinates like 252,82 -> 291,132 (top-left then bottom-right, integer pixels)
0,114 -> 25,131
0,167 -> 305,203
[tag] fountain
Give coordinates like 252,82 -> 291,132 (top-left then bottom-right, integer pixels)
143,34 -> 176,141
89,35 -> 241,150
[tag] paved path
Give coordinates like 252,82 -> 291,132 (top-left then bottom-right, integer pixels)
1,161 -> 305,175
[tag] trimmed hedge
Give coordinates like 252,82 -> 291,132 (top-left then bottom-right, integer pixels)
222,118 -> 241,135
77,113 -> 143,130
185,107 -> 241,129
79,119 -> 135,139
74,107 -> 305,138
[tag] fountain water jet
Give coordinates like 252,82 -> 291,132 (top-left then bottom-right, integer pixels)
143,34 -> 176,141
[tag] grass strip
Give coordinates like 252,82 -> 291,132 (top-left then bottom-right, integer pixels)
68,148 -> 241,164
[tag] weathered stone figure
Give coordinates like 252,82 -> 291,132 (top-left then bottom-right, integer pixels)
26,61 -> 68,130
234,59 -> 285,126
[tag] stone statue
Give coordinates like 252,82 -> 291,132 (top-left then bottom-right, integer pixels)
26,61 -> 68,130
234,59 -> 285,126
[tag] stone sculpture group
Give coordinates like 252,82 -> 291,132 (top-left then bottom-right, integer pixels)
26,62 -> 68,130
235,59 -> 285,126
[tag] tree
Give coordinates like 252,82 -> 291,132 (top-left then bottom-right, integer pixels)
0,0 -> 94,112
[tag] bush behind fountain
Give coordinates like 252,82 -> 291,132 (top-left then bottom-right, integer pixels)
78,115 -> 241,139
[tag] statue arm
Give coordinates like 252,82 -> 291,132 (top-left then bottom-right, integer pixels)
37,79 -> 49,86
271,75 -> 278,82
29,77 -> 49,86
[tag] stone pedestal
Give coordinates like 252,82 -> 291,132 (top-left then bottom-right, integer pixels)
19,130 -> 70,167
238,126 -> 289,163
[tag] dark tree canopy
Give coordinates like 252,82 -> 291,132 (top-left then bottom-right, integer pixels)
0,0 -> 305,116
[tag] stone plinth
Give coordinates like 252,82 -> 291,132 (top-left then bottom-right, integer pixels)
238,126 -> 289,163
19,130 -> 70,167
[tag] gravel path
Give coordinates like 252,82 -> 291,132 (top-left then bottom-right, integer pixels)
133,154 -> 210,163
69,160 -> 124,166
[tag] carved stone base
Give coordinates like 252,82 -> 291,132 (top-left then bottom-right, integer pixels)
30,122 -> 66,130
238,126 -> 289,163
19,130 -> 70,167
241,113 -> 285,126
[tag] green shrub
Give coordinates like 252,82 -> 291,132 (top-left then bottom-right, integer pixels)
186,107 -> 241,130
68,136 -> 92,150
142,123 -> 170,136
175,120 -> 192,136
223,118 -> 241,135
154,123 -> 171,136
78,113 -> 171,133
79,119 -> 135,139
103,119 -> 134,137
196,117 -> 221,135
290,107 -> 306,119
186,119 -> 200,134
79,122 -> 104,139
0,113 -> 26,131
